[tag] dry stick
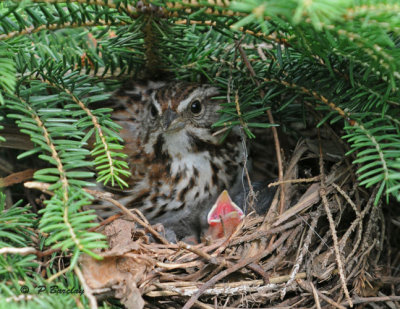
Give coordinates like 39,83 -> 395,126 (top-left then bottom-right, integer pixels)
269,141 -> 311,227
0,247 -> 38,256
153,274 -> 307,294
236,42 -> 285,215
322,196 -> 352,304
175,242 -> 223,264
87,213 -> 123,232
297,279 -> 346,309
182,230 -> 292,309
0,169 -> 36,187
343,296 -> 400,306
74,266 -> 97,309
248,262 -> 270,283
148,274 -> 307,298
341,186 -> 378,266
268,176 -> 320,187
347,239 -> 377,281
376,206 -> 385,265
310,281 -> 322,309
0,245 -> 63,261
229,214 -> 309,246
178,242 -> 220,265
102,196 -> 170,245
332,183 -> 360,216
318,139 -> 353,307
281,206 -> 320,298
47,267 -> 70,283
192,301 -> 214,309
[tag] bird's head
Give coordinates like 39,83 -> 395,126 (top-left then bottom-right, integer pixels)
145,82 -> 220,135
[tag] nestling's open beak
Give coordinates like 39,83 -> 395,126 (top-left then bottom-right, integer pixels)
206,190 -> 244,239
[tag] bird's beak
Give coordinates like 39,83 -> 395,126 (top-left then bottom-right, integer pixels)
162,108 -> 183,132
207,190 -> 244,225
206,190 -> 244,239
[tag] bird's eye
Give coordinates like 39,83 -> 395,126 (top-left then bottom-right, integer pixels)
190,99 -> 202,115
150,105 -> 158,118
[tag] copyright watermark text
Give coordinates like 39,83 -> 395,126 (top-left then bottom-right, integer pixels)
20,285 -> 84,295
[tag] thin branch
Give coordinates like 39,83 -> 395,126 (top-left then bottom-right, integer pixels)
101,196 -> 169,245
0,20 -> 128,42
343,295 -> 400,306
182,230 -> 292,309
0,247 -> 38,256
297,279 -> 346,309
0,169 -> 36,187
319,136 -> 353,308
268,176 -> 320,187
74,266 -> 98,309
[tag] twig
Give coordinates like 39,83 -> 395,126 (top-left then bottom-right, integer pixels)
47,266 -> 71,282
102,196 -> 169,245
182,230 -> 292,309
318,136 -> 353,307
0,247 -> 38,256
74,266 -> 97,309
147,273 -> 307,298
0,169 -> 36,187
178,242 -> 219,265
230,214 -> 309,246
268,176 -> 320,187
211,127 -> 230,137
24,181 -> 55,196
343,295 -> 400,305
0,247 -> 59,258
281,208 -> 319,298
310,281 -> 322,309
297,279 -> 346,309
340,185 -> 378,265
332,183 -> 360,216
87,213 -> 123,232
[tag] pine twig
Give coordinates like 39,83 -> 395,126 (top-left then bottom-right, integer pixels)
318,135 -> 353,308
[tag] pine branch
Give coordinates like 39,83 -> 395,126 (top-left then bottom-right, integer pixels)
40,75 -> 130,187
0,47 -> 16,104
6,93 -> 107,257
344,115 -> 400,204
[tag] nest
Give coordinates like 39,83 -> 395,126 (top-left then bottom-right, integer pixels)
80,140 -> 400,308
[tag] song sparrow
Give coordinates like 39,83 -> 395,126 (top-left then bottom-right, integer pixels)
96,80 -> 245,236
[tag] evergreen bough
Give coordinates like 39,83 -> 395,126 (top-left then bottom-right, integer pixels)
0,0 -> 399,307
